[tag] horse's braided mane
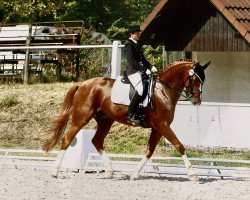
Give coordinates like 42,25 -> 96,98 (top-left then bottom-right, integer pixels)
156,59 -> 197,75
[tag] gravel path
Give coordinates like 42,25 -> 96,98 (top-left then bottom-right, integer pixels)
0,168 -> 249,200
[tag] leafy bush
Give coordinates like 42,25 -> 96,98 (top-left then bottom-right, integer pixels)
144,46 -> 164,69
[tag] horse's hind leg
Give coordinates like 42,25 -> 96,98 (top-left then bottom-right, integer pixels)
52,107 -> 95,178
92,115 -> 114,178
161,126 -> 198,181
131,129 -> 162,180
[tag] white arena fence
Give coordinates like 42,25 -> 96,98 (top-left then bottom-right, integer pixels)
0,41 -> 124,79
0,149 -> 249,179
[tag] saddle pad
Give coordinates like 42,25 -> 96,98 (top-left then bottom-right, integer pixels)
111,76 -> 149,107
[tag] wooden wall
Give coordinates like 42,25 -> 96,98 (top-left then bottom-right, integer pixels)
185,12 -> 250,51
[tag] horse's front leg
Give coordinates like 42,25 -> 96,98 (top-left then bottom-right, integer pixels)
131,129 -> 162,180
181,153 -> 198,181
162,125 -> 198,181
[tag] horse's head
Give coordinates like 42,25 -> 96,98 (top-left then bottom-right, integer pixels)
156,60 -> 210,106
183,61 -> 210,105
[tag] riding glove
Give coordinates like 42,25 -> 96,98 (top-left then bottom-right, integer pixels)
151,66 -> 158,73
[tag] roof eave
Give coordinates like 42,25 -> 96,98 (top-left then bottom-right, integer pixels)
210,0 -> 250,45
140,0 -> 169,31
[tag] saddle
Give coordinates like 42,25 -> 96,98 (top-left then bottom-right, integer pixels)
120,73 -> 147,101
111,74 -> 155,127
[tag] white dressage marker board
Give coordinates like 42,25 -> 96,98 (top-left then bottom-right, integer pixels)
61,129 -> 103,170
171,102 -> 250,149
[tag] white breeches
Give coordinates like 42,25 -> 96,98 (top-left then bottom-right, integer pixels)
128,72 -> 143,96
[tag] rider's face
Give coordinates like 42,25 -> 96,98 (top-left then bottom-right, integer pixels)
131,32 -> 141,41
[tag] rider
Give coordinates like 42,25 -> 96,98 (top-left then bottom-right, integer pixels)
124,25 -> 157,124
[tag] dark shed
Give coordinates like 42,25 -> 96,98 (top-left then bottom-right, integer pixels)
140,0 -> 250,51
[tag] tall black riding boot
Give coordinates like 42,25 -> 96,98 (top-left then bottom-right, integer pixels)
127,91 -> 141,124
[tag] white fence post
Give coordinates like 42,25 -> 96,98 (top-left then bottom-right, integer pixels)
111,40 -> 121,79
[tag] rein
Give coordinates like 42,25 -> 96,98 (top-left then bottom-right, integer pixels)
153,61 -> 205,100
147,60 -> 207,111
154,74 -> 202,100
155,77 -> 193,99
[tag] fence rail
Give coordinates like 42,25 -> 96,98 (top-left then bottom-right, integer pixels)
0,149 -> 249,179
0,149 -> 58,168
0,42 -> 124,79
84,153 -> 250,179
0,44 -> 124,51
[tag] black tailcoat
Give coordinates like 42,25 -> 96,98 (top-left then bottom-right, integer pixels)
124,39 -> 151,75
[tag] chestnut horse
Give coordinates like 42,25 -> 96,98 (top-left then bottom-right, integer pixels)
43,59 -> 210,181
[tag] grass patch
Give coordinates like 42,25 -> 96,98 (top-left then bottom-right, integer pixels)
0,95 -> 19,108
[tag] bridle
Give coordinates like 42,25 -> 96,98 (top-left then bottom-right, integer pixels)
155,65 -> 205,100
183,67 -> 205,99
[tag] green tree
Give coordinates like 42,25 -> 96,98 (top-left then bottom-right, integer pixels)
105,0 -> 158,40
0,0 -> 75,23
0,0 -> 159,39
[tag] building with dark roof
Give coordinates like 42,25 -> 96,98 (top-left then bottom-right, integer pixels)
140,0 -> 249,51
140,0 -> 250,103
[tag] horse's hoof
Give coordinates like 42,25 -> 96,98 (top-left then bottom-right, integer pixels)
130,173 -> 140,180
187,173 -> 198,181
51,173 -> 58,178
105,171 -> 113,179
51,169 -> 59,178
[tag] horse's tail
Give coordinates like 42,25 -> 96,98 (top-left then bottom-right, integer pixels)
42,84 -> 79,152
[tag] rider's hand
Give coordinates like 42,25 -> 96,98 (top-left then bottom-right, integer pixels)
146,69 -> 151,75
151,66 -> 158,73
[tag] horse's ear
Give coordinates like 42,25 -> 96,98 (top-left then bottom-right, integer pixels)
193,62 -> 199,69
202,61 -> 211,70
